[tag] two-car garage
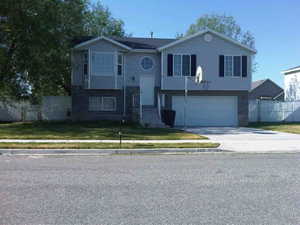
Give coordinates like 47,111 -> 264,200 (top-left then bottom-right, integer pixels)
172,96 -> 238,126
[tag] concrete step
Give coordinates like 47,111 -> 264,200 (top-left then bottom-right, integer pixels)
141,107 -> 165,128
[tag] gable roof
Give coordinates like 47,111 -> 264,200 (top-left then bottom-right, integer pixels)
282,65 -> 300,74
73,36 -> 176,50
251,79 -> 283,92
251,79 -> 267,91
73,36 -> 133,50
157,28 -> 257,53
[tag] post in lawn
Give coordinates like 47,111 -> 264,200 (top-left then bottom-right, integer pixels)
119,119 -> 125,148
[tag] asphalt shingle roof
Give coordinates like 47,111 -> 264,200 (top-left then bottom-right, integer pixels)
285,65 -> 300,71
251,79 -> 267,91
72,36 -> 176,49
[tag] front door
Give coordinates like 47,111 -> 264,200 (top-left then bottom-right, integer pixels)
140,76 -> 154,105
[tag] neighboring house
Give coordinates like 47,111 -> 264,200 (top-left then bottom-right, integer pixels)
250,79 -> 284,101
71,28 -> 256,127
282,66 -> 300,101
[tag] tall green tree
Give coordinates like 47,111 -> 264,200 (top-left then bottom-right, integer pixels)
0,0 -> 125,102
185,14 -> 255,49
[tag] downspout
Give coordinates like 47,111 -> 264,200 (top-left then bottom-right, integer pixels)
88,48 -> 91,89
123,54 -> 126,117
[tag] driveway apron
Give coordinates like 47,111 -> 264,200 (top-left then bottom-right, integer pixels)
185,127 -> 300,152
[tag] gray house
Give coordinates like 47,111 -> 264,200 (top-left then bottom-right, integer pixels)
250,79 -> 284,101
71,29 -> 256,127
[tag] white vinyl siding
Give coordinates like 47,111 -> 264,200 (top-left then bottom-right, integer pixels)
89,96 -> 116,111
91,52 -> 114,76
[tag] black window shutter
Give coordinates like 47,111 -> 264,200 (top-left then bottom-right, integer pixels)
167,54 -> 173,76
242,56 -> 248,77
191,54 -> 197,76
219,55 -> 224,77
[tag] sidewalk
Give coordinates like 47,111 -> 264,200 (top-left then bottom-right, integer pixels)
0,139 -> 213,143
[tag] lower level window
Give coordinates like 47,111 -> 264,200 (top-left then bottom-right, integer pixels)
89,96 -> 116,111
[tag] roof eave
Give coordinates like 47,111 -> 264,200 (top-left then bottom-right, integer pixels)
281,68 -> 300,74
158,28 -> 257,54
73,36 -> 132,50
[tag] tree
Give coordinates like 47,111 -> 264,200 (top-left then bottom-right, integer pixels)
0,0 -> 125,102
84,1 -> 125,36
185,14 -> 255,49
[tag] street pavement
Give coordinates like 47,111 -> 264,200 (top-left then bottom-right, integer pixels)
186,127 -> 300,152
0,153 -> 300,225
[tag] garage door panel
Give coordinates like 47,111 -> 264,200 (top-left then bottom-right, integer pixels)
172,96 -> 238,126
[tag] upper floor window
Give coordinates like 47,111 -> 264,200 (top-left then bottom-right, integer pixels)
182,55 -> 191,76
224,56 -> 242,77
117,54 -> 123,76
173,54 -> 191,76
219,55 -> 247,78
91,52 -> 114,76
141,56 -> 154,71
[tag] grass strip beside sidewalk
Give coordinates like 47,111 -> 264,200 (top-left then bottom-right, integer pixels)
0,121 -> 206,140
249,122 -> 300,134
0,142 -> 220,149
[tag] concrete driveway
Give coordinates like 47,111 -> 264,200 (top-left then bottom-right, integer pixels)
185,127 -> 300,153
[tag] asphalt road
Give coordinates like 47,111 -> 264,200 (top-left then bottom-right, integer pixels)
0,153 -> 300,225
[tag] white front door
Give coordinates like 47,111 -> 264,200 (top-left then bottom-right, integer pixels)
140,76 -> 155,105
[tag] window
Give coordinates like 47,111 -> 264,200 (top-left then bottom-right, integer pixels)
174,55 -> 182,76
225,56 -> 233,77
141,56 -> 154,70
102,97 -> 116,111
88,96 -> 102,111
91,52 -> 114,76
233,56 -> 241,77
117,54 -> 123,76
83,51 -> 89,89
182,55 -> 191,76
83,52 -> 88,75
172,54 -> 191,76
89,96 -> 116,111
224,55 -> 242,77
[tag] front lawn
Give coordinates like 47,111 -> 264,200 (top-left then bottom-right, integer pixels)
0,121 -> 206,140
248,122 -> 300,134
0,142 -> 219,149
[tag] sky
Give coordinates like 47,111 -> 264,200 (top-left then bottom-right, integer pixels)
99,0 -> 300,87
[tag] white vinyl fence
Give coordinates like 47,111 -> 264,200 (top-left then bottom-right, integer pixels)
0,96 -> 71,122
249,100 -> 300,122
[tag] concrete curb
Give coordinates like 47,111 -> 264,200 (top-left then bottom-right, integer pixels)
0,148 -> 227,156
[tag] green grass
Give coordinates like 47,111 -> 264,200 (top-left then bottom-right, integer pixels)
248,122 -> 300,134
0,121 -> 207,140
0,142 -> 219,149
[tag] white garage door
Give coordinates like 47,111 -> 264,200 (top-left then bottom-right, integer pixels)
172,96 -> 238,126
